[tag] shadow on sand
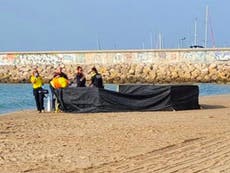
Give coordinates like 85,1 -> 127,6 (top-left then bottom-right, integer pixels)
200,104 -> 226,109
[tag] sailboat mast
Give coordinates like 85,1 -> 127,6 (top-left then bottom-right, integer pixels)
204,6 -> 209,48
96,35 -> 101,50
194,18 -> 198,45
150,32 -> 153,49
159,33 -> 162,49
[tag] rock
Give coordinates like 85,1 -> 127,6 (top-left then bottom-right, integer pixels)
209,63 -> 217,69
1,61 -> 230,83
128,69 -> 135,75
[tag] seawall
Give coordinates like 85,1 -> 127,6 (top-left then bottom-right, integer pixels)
0,48 -> 230,83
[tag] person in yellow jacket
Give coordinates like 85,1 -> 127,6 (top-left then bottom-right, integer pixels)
30,69 -> 44,113
50,76 -> 68,89
49,67 -> 69,111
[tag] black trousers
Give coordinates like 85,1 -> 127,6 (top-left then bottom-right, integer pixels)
49,84 -> 56,111
33,87 -> 44,112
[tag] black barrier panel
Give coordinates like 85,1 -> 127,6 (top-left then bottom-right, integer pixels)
119,84 -> 200,111
54,85 -> 199,113
170,85 -> 200,110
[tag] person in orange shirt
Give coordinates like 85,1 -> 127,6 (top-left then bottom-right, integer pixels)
30,69 -> 44,113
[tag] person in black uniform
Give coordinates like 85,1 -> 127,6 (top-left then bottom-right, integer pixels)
75,66 -> 86,87
53,66 -> 68,80
89,67 -> 104,88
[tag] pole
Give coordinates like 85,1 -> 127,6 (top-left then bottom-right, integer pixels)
96,34 -> 102,50
180,37 -> 186,48
194,18 -> 198,45
159,33 -> 162,49
150,32 -> 153,49
204,6 -> 209,48
142,42 -> 145,49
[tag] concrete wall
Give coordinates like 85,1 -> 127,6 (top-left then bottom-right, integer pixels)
1,48 -> 230,65
0,48 -> 230,83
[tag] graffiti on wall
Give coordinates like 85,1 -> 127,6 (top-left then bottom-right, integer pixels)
112,53 -> 126,63
214,51 -> 230,61
0,53 -> 86,65
14,54 -> 63,65
1,50 -> 230,66
0,54 -> 15,65
93,53 -> 107,64
182,51 -> 209,62
134,52 -> 153,63
182,51 -> 230,62
59,54 -> 86,64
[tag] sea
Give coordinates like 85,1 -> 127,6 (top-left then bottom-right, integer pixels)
0,83 -> 230,115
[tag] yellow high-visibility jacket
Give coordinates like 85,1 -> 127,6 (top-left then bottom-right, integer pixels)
30,75 -> 43,89
50,77 -> 68,89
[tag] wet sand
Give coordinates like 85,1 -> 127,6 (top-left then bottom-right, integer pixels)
1,95 -> 230,173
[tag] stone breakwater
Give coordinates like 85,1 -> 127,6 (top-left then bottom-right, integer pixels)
1,62 -> 230,84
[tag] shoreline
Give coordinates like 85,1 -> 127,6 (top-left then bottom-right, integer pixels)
2,83 -> 230,117
0,94 -> 230,117
1,95 -> 230,172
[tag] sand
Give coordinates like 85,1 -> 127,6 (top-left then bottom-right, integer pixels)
1,95 -> 230,173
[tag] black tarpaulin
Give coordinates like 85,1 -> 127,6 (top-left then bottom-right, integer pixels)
54,85 -> 200,113
119,85 -> 200,111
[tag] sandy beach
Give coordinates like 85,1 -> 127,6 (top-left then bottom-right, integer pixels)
1,95 -> 230,173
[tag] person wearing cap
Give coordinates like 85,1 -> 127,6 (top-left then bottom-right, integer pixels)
30,69 -> 44,113
74,66 -> 86,87
89,67 -> 104,88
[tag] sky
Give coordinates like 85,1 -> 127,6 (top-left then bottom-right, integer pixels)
0,0 -> 229,51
